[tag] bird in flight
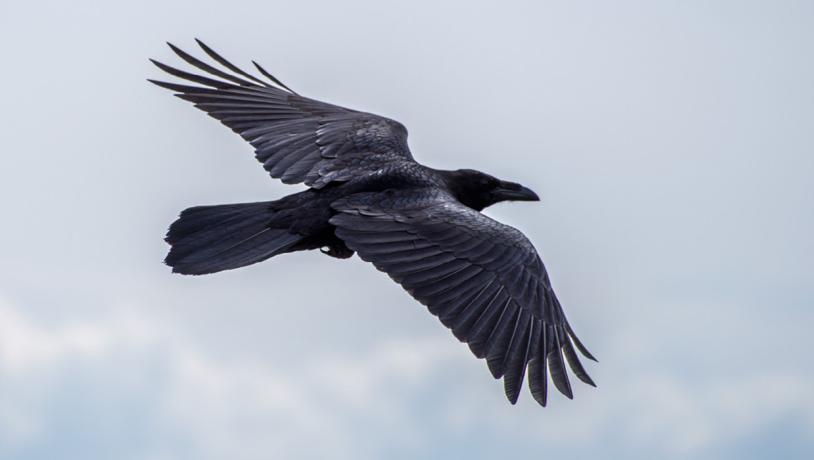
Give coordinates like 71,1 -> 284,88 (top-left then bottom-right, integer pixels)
150,40 -> 596,406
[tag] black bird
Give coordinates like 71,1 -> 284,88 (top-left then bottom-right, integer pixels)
150,40 -> 596,406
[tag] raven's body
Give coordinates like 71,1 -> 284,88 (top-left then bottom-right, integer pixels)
152,40 -> 597,407
166,164 -> 538,273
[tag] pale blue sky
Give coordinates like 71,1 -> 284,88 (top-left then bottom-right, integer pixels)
1,1 -> 812,459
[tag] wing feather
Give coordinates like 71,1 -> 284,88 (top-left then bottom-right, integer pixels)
330,189 -> 596,406
150,41 -> 413,188
503,312 -> 533,403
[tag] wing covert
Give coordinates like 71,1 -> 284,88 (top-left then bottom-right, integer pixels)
330,189 -> 596,406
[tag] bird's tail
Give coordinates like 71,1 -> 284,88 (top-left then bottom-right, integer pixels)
164,201 -> 303,275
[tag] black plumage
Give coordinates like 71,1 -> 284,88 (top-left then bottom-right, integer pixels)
150,40 -> 596,406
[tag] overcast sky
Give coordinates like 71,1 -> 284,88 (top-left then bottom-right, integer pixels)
1,1 -> 813,459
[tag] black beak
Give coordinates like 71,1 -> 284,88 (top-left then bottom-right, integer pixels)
493,181 -> 540,202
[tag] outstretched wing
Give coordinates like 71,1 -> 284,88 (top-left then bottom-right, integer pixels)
149,40 -> 413,189
330,189 -> 597,406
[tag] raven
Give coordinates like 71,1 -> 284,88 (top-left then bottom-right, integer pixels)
150,40 -> 596,406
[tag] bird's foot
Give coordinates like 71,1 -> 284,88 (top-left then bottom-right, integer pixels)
320,244 -> 354,259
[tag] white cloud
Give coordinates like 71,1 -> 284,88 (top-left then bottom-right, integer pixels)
0,295 -> 464,459
1,293 -> 812,460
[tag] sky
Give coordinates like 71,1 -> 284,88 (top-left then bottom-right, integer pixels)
1,0 -> 813,459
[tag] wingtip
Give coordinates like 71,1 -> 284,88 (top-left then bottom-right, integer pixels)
505,382 -> 522,405
252,60 -> 297,94
580,345 -> 599,362
148,59 -> 171,73
194,38 -> 216,55
166,41 -> 194,62
503,379 -> 519,405
555,379 -> 574,399
149,58 -> 169,70
558,386 -> 574,399
531,384 -> 548,407
565,321 -> 598,362
147,79 -> 182,92
486,358 -> 505,379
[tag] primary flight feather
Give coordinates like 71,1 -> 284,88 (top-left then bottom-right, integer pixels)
150,40 -> 597,406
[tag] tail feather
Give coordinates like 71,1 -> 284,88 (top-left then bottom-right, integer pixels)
165,201 -> 302,275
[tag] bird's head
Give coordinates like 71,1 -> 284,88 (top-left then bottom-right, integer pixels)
443,169 -> 540,211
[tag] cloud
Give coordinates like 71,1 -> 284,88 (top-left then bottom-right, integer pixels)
1,293 -> 812,460
0,295 -> 466,459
